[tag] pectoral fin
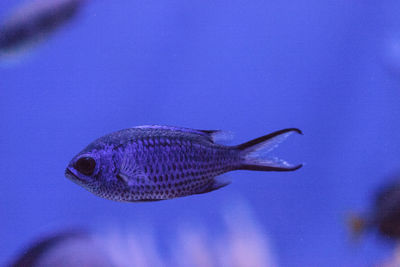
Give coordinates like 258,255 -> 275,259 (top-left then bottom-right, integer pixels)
116,172 -> 131,185
117,155 -> 148,186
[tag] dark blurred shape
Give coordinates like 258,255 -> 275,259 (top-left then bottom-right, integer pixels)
9,229 -> 86,267
373,180 -> 400,239
0,0 -> 86,54
8,229 -> 114,267
350,178 -> 400,240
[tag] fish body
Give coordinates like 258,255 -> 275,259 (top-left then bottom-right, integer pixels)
65,125 -> 302,202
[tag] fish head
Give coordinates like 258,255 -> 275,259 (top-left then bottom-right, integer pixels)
65,142 -> 119,191
65,142 -> 131,200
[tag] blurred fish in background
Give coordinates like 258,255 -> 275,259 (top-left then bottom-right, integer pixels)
8,202 -> 277,267
350,174 -> 400,266
8,229 -> 114,267
350,178 -> 400,240
0,0 -> 88,61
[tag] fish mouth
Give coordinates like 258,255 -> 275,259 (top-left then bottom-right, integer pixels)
65,168 -> 82,182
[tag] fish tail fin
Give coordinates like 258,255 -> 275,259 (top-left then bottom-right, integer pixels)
347,213 -> 366,241
237,128 -> 303,171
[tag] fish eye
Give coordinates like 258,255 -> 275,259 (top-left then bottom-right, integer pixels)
74,157 -> 96,175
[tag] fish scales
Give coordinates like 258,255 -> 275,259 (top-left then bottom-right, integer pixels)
111,132 -> 239,200
66,125 -> 302,202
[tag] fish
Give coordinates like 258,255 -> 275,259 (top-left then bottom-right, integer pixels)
65,125 -> 303,202
8,229 -> 115,267
9,230 -> 86,267
349,178 -> 400,240
0,0 -> 86,57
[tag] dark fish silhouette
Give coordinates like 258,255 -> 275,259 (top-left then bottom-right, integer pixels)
9,230 -> 86,267
0,0 -> 86,55
8,229 -> 116,267
65,125 -> 302,202
350,178 -> 400,240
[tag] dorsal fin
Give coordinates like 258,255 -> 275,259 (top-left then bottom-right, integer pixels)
198,130 -> 220,134
134,125 -> 226,143
195,129 -> 224,143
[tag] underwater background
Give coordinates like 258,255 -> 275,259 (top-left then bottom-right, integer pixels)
1,1 -> 400,266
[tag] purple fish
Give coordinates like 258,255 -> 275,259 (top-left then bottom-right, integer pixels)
65,125 -> 302,202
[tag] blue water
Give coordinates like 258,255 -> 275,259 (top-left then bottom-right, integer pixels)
1,1 -> 400,266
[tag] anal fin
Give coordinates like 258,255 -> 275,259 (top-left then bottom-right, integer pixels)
195,179 -> 231,195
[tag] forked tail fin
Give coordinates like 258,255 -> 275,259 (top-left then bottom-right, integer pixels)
237,128 -> 303,171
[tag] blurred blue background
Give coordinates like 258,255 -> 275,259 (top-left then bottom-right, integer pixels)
1,1 -> 400,266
